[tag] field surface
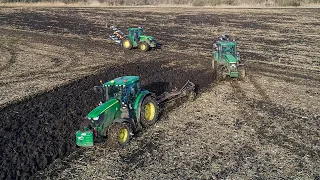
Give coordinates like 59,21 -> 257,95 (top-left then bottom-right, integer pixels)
0,7 -> 319,180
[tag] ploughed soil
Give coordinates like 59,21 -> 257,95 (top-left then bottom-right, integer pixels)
0,7 -> 319,180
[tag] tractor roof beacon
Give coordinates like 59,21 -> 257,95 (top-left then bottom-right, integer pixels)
76,76 -> 196,148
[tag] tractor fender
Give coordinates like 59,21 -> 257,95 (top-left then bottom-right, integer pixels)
121,36 -> 132,44
126,36 -> 134,41
113,118 -> 137,132
125,36 -> 137,47
140,39 -> 151,44
134,90 -> 156,125
140,36 -> 156,48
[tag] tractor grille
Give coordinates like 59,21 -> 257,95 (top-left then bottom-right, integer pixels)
230,63 -> 237,72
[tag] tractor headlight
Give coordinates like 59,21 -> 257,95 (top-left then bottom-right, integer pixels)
92,117 -> 99,120
78,136 -> 84,140
122,102 -> 127,108
230,63 -> 237,72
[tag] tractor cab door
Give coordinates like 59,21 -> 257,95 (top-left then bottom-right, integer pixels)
129,81 -> 141,103
128,29 -> 134,37
221,45 -> 230,55
221,45 -> 235,56
128,29 -> 140,42
122,82 -> 140,109
121,82 -> 141,119
137,28 -> 144,36
216,44 -> 224,62
133,31 -> 139,42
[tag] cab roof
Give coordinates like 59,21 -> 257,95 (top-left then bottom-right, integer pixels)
103,76 -> 139,86
218,41 -> 237,46
128,27 -> 143,31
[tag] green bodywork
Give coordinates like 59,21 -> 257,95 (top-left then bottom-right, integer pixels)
133,90 -> 151,122
213,41 -> 242,78
87,98 -> 120,119
76,129 -> 93,147
76,76 -> 152,147
126,27 -> 157,48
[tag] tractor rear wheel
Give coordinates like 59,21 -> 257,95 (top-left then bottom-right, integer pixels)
140,96 -> 159,128
122,38 -> 133,50
212,59 -> 218,78
216,65 -> 227,81
211,59 -> 216,70
107,122 -> 132,148
238,65 -> 246,80
188,91 -> 196,101
139,42 -> 150,52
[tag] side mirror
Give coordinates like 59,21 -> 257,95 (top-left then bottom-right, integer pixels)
93,86 -> 103,94
130,87 -> 135,94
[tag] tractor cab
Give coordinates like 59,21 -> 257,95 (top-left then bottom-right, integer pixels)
128,27 -> 144,39
216,41 -> 237,57
213,40 -> 239,64
94,76 -> 141,107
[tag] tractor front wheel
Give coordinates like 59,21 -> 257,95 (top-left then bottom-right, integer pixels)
122,38 -> 133,50
107,122 -> 132,148
238,65 -> 246,81
140,96 -> 159,128
139,42 -> 150,52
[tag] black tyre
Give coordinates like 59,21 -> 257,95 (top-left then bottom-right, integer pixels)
107,122 -> 132,148
216,65 -> 227,81
139,42 -> 150,52
188,91 -> 196,101
122,38 -> 133,50
211,58 -> 217,70
140,96 -> 159,128
212,59 -> 218,78
238,65 -> 246,81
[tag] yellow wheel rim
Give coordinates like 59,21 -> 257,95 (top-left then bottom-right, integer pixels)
123,40 -> 130,48
118,128 -> 128,143
141,44 -> 146,51
145,102 -> 155,121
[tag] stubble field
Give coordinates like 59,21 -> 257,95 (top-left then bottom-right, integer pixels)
0,6 -> 319,179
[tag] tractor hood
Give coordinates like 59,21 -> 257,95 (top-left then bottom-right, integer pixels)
224,54 -> 238,63
141,35 -> 155,41
140,35 -> 158,48
87,99 -> 120,119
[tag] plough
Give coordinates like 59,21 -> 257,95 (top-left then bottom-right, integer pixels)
156,80 -> 196,103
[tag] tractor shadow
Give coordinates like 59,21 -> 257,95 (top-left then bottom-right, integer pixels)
142,81 -> 171,96
228,66 -> 320,173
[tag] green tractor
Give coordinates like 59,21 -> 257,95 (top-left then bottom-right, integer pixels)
121,27 -> 159,51
212,35 -> 245,80
76,76 -> 195,148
